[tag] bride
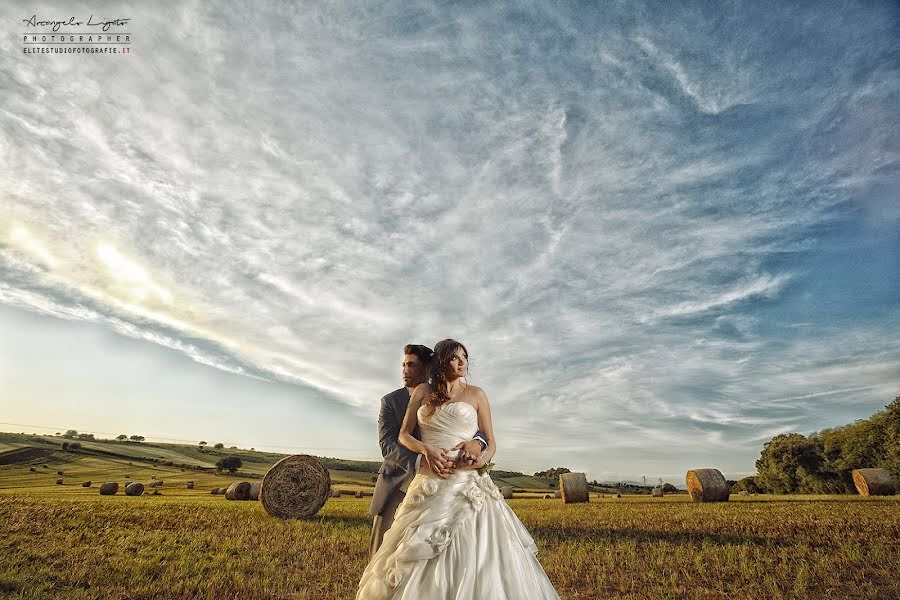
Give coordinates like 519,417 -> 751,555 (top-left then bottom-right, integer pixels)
356,339 -> 560,599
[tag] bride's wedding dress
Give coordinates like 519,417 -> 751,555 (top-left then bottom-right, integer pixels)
357,401 -> 560,599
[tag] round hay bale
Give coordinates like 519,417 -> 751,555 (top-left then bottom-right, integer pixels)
125,481 -> 133,487
187,481 -> 194,489
330,489 -> 342,498
560,473 -> 589,503
125,482 -> 144,496
543,494 -> 552,499
155,480 -> 163,487
56,477 -> 63,485
852,468 -> 896,497
501,486 -> 514,499
81,481 -> 91,488
226,481 -> 251,501
57,471 -> 64,475
686,469 -> 730,502
217,488 -> 227,495
652,486 -> 664,497
99,482 -> 119,496
260,454 -> 330,519
248,482 -> 261,501
354,490 -> 363,498
211,488 -> 220,495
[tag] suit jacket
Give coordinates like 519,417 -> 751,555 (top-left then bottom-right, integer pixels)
369,387 -> 487,517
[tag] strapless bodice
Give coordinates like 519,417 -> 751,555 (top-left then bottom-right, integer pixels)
417,401 -> 478,448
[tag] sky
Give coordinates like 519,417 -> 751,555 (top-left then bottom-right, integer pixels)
1,1 -> 898,484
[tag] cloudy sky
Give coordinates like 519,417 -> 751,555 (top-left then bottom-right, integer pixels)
1,1 -> 898,483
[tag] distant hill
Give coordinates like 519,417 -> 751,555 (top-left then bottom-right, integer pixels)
0,431 -> 669,494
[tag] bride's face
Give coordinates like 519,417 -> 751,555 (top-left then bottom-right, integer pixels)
447,347 -> 468,379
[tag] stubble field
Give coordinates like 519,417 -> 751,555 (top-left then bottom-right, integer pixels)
1,489 -> 898,600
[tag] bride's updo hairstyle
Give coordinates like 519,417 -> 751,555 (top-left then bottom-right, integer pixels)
424,339 -> 468,418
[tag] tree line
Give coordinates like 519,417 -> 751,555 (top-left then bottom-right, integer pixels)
734,396 -> 899,494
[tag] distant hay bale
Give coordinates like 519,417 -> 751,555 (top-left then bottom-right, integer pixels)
560,473 -> 589,503
330,489 -> 341,498
652,487 -> 664,497
29,467 -> 36,472
225,482 -> 251,501
187,481 -> 194,489
217,488 -> 227,495
125,482 -> 144,496
614,494 -> 621,498
501,486 -> 514,499
543,494 -> 552,499
686,469 -> 730,502
99,482 -> 119,495
249,482 -> 260,501
56,478 -> 63,485
57,471 -> 64,475
211,488 -> 220,495
852,468 -> 896,497
125,481 -> 133,487
82,481 -> 91,488
260,454 -> 331,519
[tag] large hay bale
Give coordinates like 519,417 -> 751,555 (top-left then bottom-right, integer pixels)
560,473 -> 588,503
686,469 -> 730,502
99,482 -> 119,496
260,454 -> 330,519
249,482 -> 261,501
81,481 -> 91,488
226,481 -> 251,501
125,482 -> 144,496
56,478 -> 63,485
852,468 -> 896,497
330,489 -> 341,498
501,486 -> 513,499
652,487 -> 664,497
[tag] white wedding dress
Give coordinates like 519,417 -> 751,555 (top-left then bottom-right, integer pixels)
357,401 -> 560,600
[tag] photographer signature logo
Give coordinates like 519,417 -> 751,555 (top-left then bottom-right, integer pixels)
23,14 -> 130,32
21,13 -> 132,55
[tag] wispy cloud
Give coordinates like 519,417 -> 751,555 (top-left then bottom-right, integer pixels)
1,0 -> 897,479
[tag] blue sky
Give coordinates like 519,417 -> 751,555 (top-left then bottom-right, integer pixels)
1,1 -> 898,483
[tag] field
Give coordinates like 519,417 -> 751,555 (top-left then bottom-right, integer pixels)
1,437 -> 898,599
1,488 -> 898,599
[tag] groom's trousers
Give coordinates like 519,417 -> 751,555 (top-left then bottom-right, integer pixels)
369,489 -> 405,561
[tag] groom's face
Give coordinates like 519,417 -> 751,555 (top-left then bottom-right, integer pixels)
402,354 -> 427,388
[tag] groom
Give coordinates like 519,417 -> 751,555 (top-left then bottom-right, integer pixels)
369,343 -> 488,560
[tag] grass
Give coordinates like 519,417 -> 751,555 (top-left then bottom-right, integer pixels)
1,490 -> 897,599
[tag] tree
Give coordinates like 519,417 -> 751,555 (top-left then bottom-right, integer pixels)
732,476 -> 762,494
198,441 -> 207,448
755,433 -> 827,493
116,434 -> 127,441
214,443 -> 224,449
77,433 -> 95,440
129,435 -> 145,443
216,456 -> 243,474
63,430 -> 78,438
662,482 -> 678,494
533,467 -> 571,479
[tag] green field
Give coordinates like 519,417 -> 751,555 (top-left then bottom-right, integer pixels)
1,436 -> 898,599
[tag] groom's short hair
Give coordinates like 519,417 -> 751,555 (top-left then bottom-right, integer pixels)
403,344 -> 433,365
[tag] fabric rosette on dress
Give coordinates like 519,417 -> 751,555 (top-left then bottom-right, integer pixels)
357,401 -> 559,600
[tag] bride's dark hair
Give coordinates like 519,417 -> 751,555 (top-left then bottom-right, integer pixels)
424,339 -> 468,418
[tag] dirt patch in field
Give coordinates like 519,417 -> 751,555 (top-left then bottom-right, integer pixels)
0,447 -> 55,465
